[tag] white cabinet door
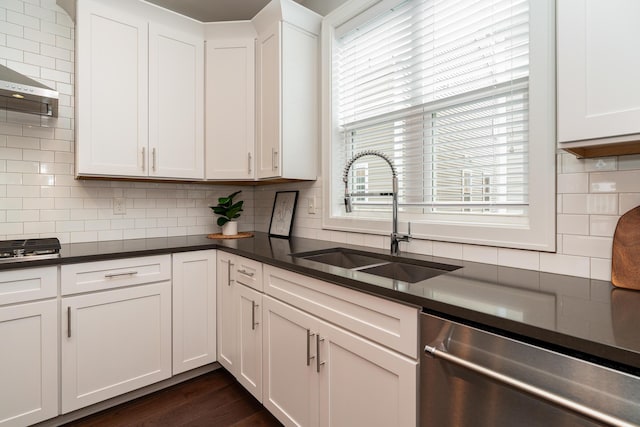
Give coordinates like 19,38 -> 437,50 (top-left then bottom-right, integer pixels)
0,300 -> 58,427
256,21 -> 282,180
216,252 -> 237,372
206,37 -> 255,180
263,296 -> 319,427
317,320 -> 417,427
557,0 -> 640,144
253,1 -> 320,181
236,284 -> 263,402
149,24 -> 204,179
76,0 -> 148,177
172,250 -> 217,375
61,282 -> 172,413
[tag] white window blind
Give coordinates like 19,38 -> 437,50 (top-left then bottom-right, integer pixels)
337,0 -> 530,217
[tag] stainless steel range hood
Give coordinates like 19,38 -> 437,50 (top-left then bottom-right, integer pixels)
0,64 -> 59,117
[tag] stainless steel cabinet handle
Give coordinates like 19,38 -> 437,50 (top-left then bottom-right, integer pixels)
227,260 -> 234,286
142,146 -> 146,171
251,301 -> 260,330
424,345 -> 636,427
67,306 -> 71,338
237,269 -> 254,277
316,335 -> 325,373
306,329 -> 315,366
273,150 -> 278,170
104,271 -> 138,278
152,148 -> 157,172
248,152 -> 252,174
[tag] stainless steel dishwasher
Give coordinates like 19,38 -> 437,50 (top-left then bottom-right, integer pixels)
420,312 -> 640,427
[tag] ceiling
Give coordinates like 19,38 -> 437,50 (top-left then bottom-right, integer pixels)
144,0 -> 311,22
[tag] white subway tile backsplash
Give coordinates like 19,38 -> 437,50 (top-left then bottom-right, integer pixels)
6,34 -> 39,53
463,245 -> 498,264
0,20 -> 24,37
619,193 -> 640,214
0,44 -> 23,62
540,253 -> 590,278
563,235 -> 612,259
23,27 -> 56,44
590,258 -> 612,281
557,214 -> 589,235
23,197 -> 54,209
6,10 -> 39,29
558,173 -> 589,193
24,3 -> 56,22
432,241 -> 463,260
562,194 -> 588,214
3,0 -> 24,13
587,194 -> 618,215
590,215 -> 618,237
497,248 -> 540,270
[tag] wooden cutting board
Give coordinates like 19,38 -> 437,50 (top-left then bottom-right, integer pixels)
612,206 -> 640,289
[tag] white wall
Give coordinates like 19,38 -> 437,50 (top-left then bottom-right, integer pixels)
0,0 -> 253,244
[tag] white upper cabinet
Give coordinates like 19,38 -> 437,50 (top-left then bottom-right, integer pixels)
205,23 -> 256,180
76,0 -> 204,179
149,24 -> 204,179
557,0 -> 640,157
253,0 -> 321,180
76,0 -> 148,177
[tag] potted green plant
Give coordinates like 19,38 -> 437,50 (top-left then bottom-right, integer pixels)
210,190 -> 244,236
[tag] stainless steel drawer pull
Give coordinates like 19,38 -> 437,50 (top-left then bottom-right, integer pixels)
67,307 -> 71,338
306,329 -> 315,366
316,335 -> 325,373
251,301 -> 259,330
104,271 -> 138,279
424,345 -> 636,427
237,269 -> 254,277
228,261 -> 234,286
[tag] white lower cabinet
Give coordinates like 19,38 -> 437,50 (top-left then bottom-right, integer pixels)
0,300 -> 58,427
61,258 -> 172,414
217,253 -> 264,401
263,295 -> 418,427
217,252 -> 237,372
236,284 -> 263,401
172,250 -> 217,375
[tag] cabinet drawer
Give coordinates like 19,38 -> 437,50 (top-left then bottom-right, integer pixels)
61,255 -> 171,295
235,256 -> 263,291
0,266 -> 57,306
264,265 -> 419,358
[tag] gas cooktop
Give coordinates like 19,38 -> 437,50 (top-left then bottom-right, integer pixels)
0,238 -> 61,263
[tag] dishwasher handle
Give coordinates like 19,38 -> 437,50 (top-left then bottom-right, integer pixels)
424,344 -> 635,427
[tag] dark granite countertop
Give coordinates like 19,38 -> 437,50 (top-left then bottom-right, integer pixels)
4,232 -> 639,374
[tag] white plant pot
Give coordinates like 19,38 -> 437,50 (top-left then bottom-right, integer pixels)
222,221 -> 238,236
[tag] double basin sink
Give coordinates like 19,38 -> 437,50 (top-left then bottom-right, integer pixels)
291,247 -> 460,284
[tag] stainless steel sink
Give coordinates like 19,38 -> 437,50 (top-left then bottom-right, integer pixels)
293,248 -> 388,269
358,262 -> 457,283
292,247 -> 460,283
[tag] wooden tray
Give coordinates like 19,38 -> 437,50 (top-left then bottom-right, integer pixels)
206,232 -> 254,240
612,206 -> 640,290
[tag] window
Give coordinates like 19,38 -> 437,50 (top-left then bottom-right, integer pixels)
322,0 -> 556,251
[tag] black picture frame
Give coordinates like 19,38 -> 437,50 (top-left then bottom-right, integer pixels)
268,191 -> 299,238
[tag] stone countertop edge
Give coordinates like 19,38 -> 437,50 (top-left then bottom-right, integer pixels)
2,232 -> 638,375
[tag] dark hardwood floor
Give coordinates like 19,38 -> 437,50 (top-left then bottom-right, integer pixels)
63,369 -> 283,427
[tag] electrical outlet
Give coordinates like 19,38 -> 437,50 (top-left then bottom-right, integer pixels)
113,197 -> 126,215
308,196 -> 316,215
